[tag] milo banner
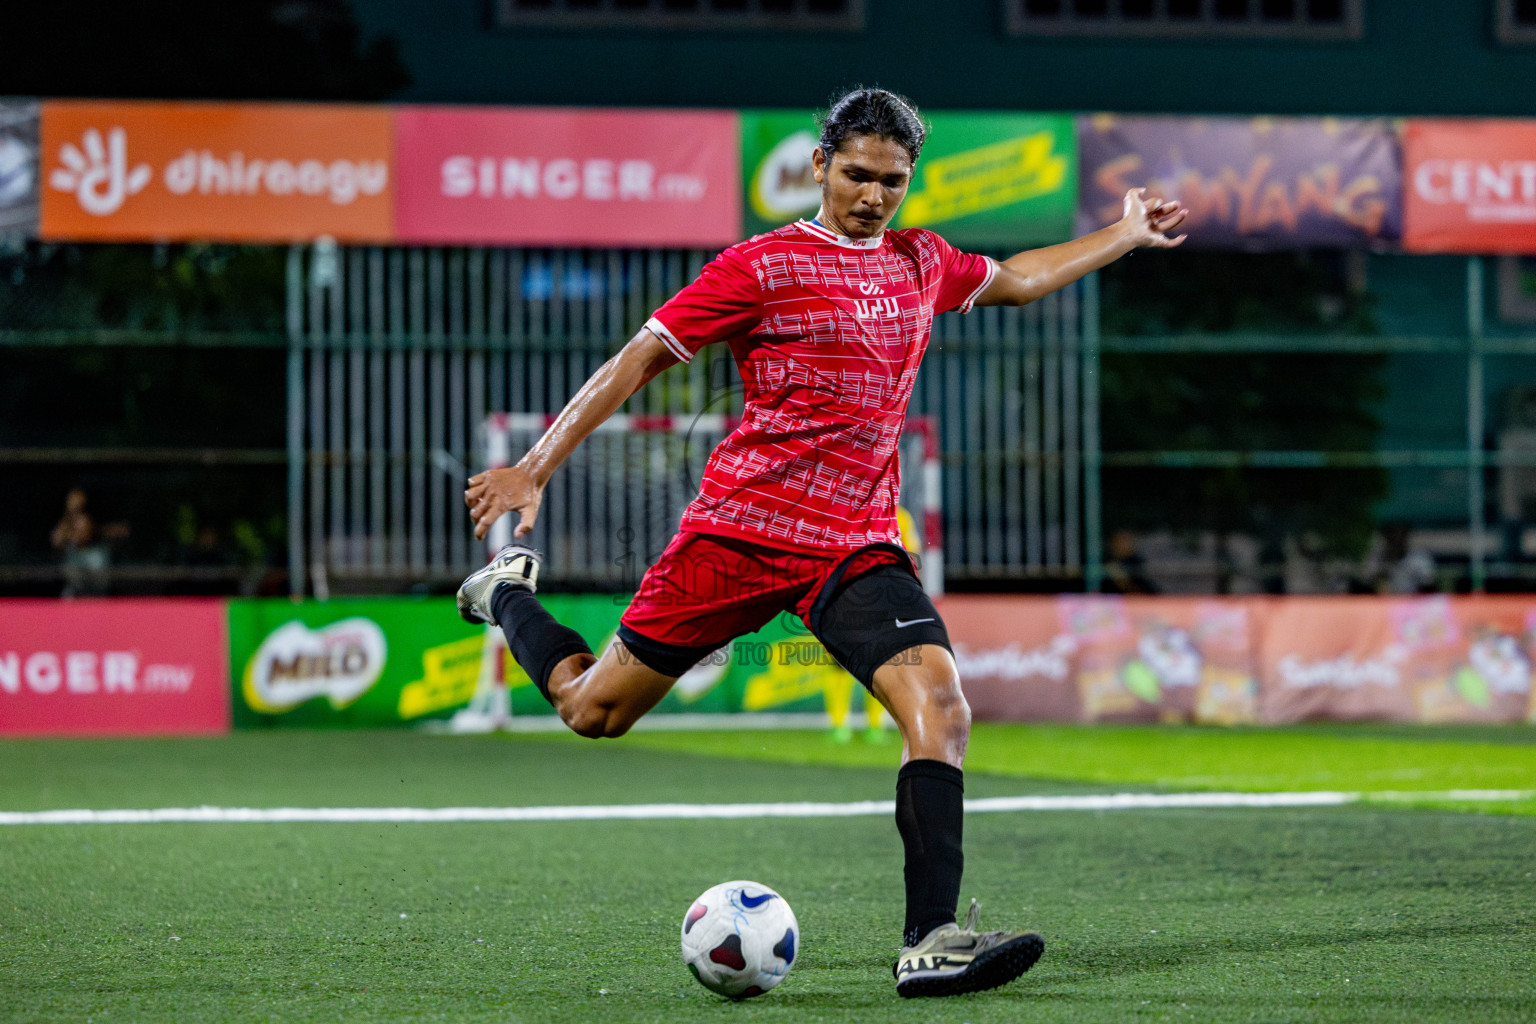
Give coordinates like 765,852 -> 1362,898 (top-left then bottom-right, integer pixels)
230,598 -> 485,727
1076,114 -> 1401,250
741,110 -> 1077,247
503,601 -> 875,722
229,596 -> 873,727
950,595 -> 1536,725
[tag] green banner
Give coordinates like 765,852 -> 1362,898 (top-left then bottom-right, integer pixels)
741,110 -> 1078,248
229,595 -> 877,728
501,599 -> 876,724
229,597 -> 489,728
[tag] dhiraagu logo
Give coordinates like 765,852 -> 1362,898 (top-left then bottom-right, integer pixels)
899,130 -> 1068,228
243,618 -> 387,713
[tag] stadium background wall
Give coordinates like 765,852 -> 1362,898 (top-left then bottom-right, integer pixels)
5,595 -> 1536,735
353,0 -> 1536,119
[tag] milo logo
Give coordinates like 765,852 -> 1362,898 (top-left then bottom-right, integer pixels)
243,618 -> 386,713
751,130 -> 820,224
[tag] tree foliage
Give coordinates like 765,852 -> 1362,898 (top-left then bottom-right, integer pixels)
1098,251 -> 1388,560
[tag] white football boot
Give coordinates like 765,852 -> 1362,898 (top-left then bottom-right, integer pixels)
456,544 -> 541,625
894,899 -> 1044,998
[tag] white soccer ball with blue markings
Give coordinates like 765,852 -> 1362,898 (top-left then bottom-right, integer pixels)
680,880 -> 799,998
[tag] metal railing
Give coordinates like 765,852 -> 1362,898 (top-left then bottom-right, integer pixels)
284,242 -> 1091,595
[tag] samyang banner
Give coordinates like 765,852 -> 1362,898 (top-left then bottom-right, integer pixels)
0,599 -> 229,736
1403,119 -> 1536,254
39,101 -> 395,243
0,100 -> 39,236
1077,114 -> 1401,250
741,110 -> 1077,247
394,107 -> 740,247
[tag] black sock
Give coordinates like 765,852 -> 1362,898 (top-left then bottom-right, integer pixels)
895,759 -> 965,947
490,583 -> 592,705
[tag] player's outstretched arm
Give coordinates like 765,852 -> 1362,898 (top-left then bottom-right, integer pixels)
464,328 -> 679,541
976,187 -> 1187,308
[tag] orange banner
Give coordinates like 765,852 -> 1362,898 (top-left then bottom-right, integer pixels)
1259,596 -> 1534,724
40,101 -> 393,243
943,595 -> 1536,725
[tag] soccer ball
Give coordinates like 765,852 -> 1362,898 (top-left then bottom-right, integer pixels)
680,880 -> 799,998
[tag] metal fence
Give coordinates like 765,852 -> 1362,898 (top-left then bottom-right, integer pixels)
285,242 -> 1091,596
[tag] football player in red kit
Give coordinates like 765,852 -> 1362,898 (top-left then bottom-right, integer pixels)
460,88 -> 1186,997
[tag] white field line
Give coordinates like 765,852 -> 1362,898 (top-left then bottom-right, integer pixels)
0,790 -> 1530,826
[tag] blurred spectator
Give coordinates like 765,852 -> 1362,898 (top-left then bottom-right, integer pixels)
1366,523 -> 1438,594
176,518 -> 239,595
50,487 -> 108,597
1102,529 -> 1158,594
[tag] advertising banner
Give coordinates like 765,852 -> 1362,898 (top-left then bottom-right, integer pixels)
1259,596 -> 1535,724
0,100 -> 39,236
0,599 -> 229,736
230,597 -> 488,727
946,595 -> 1260,725
394,107 -> 740,247
947,594 -> 1535,725
39,101 -> 394,243
1403,119 -> 1536,254
225,592 -> 1536,729
506,601 -> 884,721
1077,114 -> 1401,250
501,597 -> 871,722
741,110 -> 1077,248
229,595 -> 873,728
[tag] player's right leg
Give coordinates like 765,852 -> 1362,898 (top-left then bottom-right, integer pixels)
806,559 -> 1043,997
457,544 -> 679,738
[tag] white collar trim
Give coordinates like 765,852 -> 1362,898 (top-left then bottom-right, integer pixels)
797,213 -> 885,250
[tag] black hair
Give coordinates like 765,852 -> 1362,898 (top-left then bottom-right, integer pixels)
817,87 -> 927,164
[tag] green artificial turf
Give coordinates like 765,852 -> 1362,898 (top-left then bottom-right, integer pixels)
2,730 -> 1534,1023
627,723 -> 1536,814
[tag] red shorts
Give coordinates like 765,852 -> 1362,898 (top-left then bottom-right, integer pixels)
619,530 -> 909,651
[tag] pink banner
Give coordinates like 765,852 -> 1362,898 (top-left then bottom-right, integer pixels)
394,107 -> 740,247
0,599 -> 229,736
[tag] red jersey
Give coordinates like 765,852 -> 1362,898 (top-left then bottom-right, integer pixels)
645,218 -> 996,553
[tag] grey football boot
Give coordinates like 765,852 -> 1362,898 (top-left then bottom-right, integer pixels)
456,544 -> 541,624
893,899 -> 1045,998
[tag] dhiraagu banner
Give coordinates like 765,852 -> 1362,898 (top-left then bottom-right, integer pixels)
741,110 -> 1077,248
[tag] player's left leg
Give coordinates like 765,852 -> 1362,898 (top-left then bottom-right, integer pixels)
809,563 -> 1043,998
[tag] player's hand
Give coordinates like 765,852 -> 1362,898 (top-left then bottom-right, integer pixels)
464,465 -> 543,541
1121,187 -> 1188,249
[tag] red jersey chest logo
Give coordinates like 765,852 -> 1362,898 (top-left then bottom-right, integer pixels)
751,245 -> 933,352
